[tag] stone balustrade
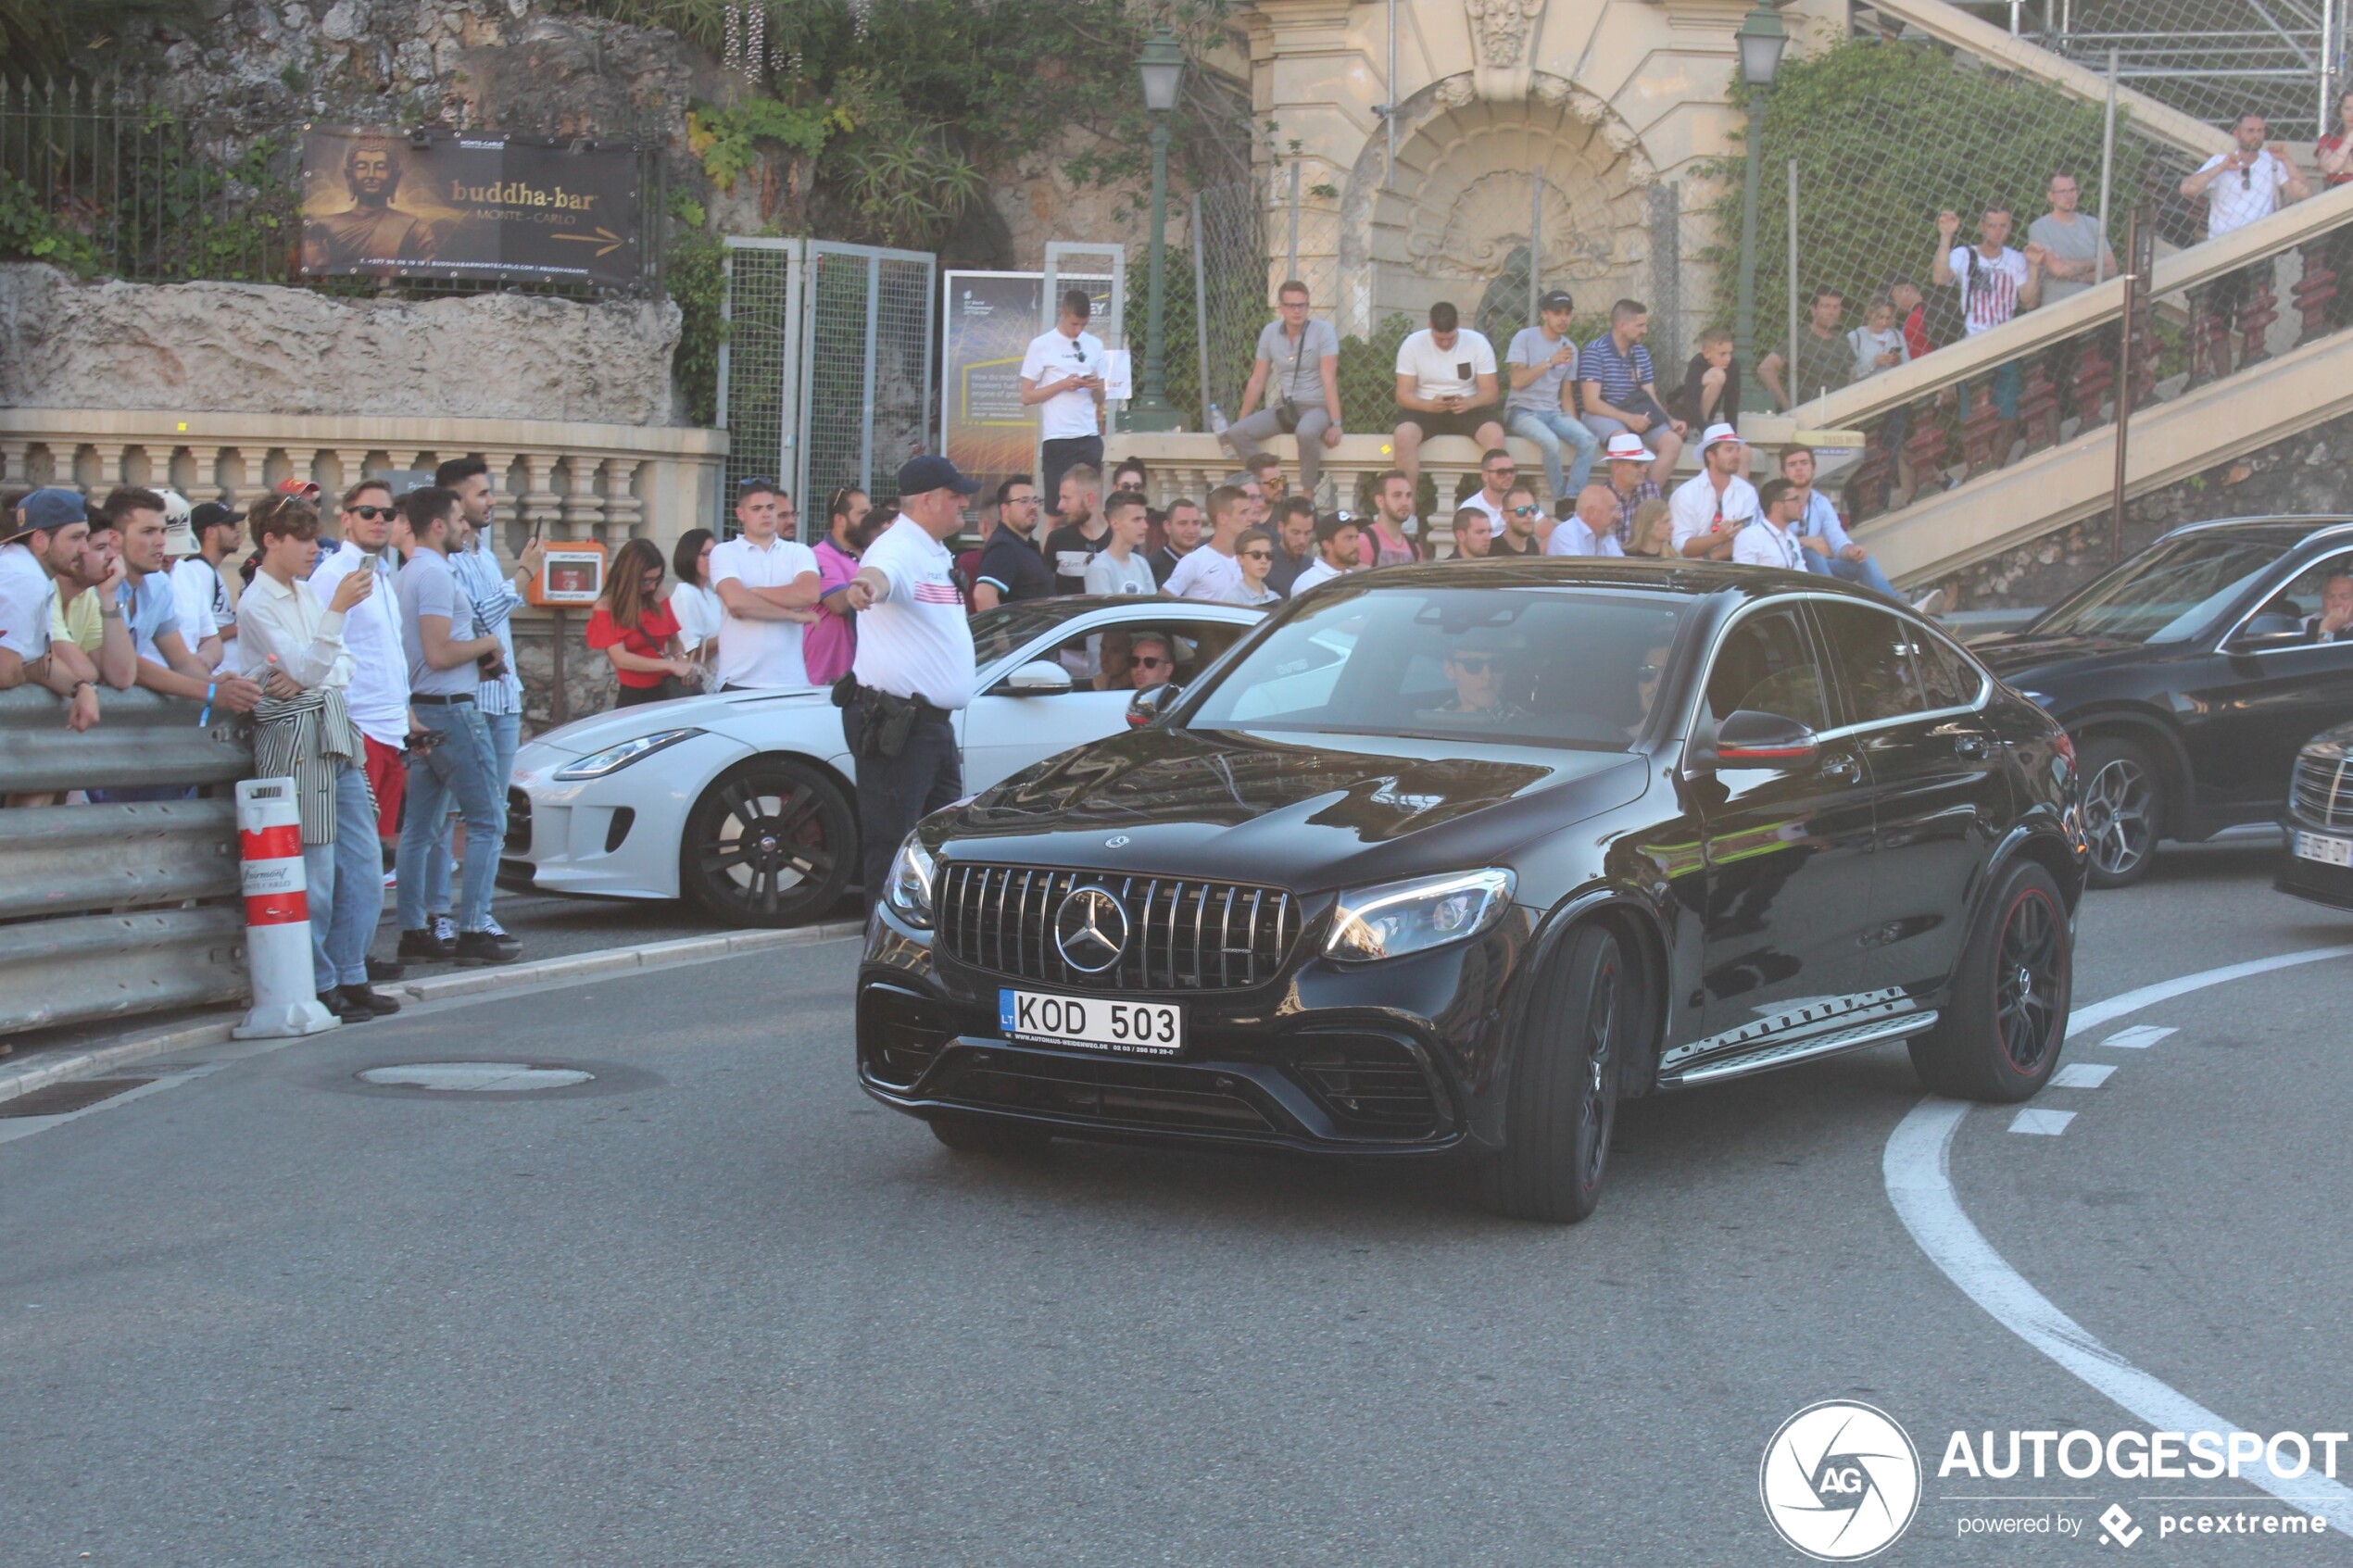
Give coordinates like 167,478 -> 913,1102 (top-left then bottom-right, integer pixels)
0,408 -> 726,561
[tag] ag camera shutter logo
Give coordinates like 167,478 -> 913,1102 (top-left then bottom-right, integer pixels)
1760,1400 -> 1922,1560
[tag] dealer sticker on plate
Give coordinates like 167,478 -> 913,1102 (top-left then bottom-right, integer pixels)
999,987 -> 1183,1057
2296,829 -> 2353,867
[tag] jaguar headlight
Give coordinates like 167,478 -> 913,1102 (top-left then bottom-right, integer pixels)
884,832 -> 937,928
1324,869 -> 1516,963
550,728 -> 702,781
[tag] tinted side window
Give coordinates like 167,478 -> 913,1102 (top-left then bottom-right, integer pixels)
2244,552 -> 2353,643
1703,608 -> 1829,732
1812,600 -> 1929,724
1916,628 -> 1986,710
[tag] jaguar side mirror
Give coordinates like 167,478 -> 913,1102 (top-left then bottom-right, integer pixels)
1700,709 -> 1821,771
1003,660 -> 1074,695
1126,683 -> 1184,728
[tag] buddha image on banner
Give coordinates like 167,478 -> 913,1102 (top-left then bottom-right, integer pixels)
300,129 -> 642,289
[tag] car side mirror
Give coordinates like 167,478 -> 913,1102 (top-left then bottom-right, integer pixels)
1697,709 -> 1822,771
1003,659 -> 1074,695
1126,683 -> 1184,729
2227,612 -> 2307,652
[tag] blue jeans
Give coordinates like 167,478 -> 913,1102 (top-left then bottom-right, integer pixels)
1804,548 -> 1901,601
302,760 -> 381,993
397,703 -> 501,932
424,708 -> 519,918
1504,408 -> 1600,503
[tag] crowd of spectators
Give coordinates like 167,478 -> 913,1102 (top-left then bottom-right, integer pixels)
1,463 -> 554,1025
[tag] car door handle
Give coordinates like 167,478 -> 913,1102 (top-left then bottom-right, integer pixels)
1953,734 -> 1991,760
1819,752 -> 1861,783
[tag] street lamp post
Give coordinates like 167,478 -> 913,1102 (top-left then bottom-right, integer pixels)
1731,1 -> 1789,421
1128,27 -> 1186,431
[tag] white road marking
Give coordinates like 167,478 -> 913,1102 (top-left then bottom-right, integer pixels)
1886,944 -> 2353,1536
2096,1025 -> 2176,1050
2050,1062 -> 2118,1088
2007,1108 -> 2077,1135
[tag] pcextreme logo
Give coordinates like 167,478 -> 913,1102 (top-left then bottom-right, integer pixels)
1760,1400 -> 1924,1561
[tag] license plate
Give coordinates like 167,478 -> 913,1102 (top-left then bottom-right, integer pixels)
998,987 -> 1183,1057
2296,829 -> 2353,867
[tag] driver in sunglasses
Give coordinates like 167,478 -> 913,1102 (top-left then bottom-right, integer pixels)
1126,631 -> 1176,692
1422,633 -> 1528,722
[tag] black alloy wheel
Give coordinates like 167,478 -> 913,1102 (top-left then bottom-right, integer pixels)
683,759 -> 853,925
1908,858 -> 2073,1101
1480,923 -> 1626,1224
2078,735 -> 2161,888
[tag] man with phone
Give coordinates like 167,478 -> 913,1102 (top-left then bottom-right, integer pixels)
1390,301 -> 1504,499
434,455 -> 542,954
1020,287 -> 1108,508
311,478 -> 416,914
2182,111 -> 2310,376
1504,290 -> 1601,508
395,484 -> 517,969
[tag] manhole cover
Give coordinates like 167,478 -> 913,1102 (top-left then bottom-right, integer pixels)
357,1062 -> 594,1092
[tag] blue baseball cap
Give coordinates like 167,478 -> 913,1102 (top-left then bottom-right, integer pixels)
5,486 -> 86,543
896,454 -> 981,497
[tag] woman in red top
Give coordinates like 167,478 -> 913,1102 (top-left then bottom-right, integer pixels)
586,537 -> 696,709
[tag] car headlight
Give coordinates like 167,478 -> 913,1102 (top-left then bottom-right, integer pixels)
550,728 -> 703,781
1324,869 -> 1516,962
884,832 -> 937,928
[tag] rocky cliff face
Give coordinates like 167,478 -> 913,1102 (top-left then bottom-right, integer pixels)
1,263 -> 681,424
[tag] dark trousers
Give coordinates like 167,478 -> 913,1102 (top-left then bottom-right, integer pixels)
1040,434 -> 1103,511
845,698 -> 963,906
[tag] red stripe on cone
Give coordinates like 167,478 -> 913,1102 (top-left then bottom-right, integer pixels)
245,891 -> 309,926
240,824 -> 303,861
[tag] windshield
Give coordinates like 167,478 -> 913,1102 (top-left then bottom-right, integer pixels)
2033,535 -> 2295,644
1185,583 -> 1688,751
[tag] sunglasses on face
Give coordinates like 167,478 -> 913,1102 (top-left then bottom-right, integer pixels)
1637,664 -> 1660,682
1239,548 -> 1273,560
347,506 -> 395,521
1510,505 -> 1538,517
1130,654 -> 1169,669
1449,655 -> 1501,673
1487,466 -> 1516,478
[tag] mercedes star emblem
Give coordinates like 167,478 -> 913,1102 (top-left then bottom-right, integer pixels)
1054,885 -> 1130,973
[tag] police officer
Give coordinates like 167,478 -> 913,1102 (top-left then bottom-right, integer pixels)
839,455 -> 982,904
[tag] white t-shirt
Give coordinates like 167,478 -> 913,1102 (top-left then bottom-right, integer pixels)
1395,327 -> 1498,403
1948,245 -> 2032,335
1733,519 -> 1807,571
711,533 -> 821,690
0,541 -> 56,661
170,556 -> 225,645
853,515 -> 976,709
1546,518 -> 1625,558
1291,557 -> 1348,594
669,580 -> 723,655
1082,549 -> 1156,597
1457,491 -> 1511,534
1668,472 -> 1761,553
2197,149 -> 2293,237
1163,544 -> 1244,603
308,540 -> 411,747
1020,327 -> 1107,441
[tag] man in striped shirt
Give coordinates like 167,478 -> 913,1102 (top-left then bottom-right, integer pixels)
1932,205 -> 2045,462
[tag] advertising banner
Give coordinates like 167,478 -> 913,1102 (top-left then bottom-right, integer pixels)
298,129 -> 642,290
940,270 -> 1114,499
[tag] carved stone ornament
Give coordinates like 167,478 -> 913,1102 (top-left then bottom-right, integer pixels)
1466,0 -> 1547,100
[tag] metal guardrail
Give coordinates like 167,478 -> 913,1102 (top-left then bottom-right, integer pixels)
0,687 -> 254,1039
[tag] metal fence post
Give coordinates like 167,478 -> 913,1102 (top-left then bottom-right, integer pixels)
2098,50 -> 2119,282
1192,189 -> 1212,428
1287,161 -> 1301,285
1787,157 -> 1800,409
1529,171 -> 1542,329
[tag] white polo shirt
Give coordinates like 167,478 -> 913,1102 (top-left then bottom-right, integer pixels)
0,541 -> 56,661
1733,518 -> 1807,571
1020,326 -> 1106,441
1669,472 -> 1761,553
711,533 -> 822,690
853,516 -> 976,709
309,539 -> 412,747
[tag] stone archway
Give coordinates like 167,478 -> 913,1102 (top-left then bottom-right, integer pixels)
1336,71 -> 1657,336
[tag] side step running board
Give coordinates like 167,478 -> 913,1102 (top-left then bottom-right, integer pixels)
1659,1010 -> 1940,1087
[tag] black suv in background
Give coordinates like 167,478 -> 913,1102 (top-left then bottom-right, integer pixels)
1969,518 -> 2353,886
857,563 -> 2084,1223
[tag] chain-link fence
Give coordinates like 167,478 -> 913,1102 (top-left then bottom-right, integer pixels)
1949,0 -> 2347,135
